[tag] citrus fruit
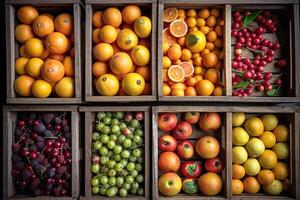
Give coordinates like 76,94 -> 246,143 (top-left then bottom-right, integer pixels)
96,74 -> 119,96
41,59 -> 65,83
244,117 -> 264,136
142,82 -> 151,95
45,32 -> 68,54
186,17 -> 196,28
179,62 -> 194,77
245,138 -> 265,158
163,56 -> 172,69
232,179 -> 243,195
163,69 -> 170,82
170,82 -> 186,90
195,79 -> 214,96
167,65 -> 185,82
55,77 -> 74,97
32,15 -> 54,38
194,65 -> 202,74
92,62 -> 108,77
197,172 -> 222,196
167,44 -> 181,61
272,143 -> 289,159
206,16 -> 216,27
135,66 -> 151,82
103,7 -> 122,28
272,162 -> 289,180
134,16 -> 152,38
25,58 -> 44,77
92,11 -> 103,28
263,180 -> 283,195
273,125 -> 289,142
257,169 -> 275,186
19,45 -> 28,58
213,86 -> 223,96
15,57 -> 29,75
259,131 -> 276,148
232,146 -> 248,164
122,73 -> 145,96
232,164 -> 245,179
99,25 -> 118,43
163,7 -> 178,22
207,31 -> 217,42
232,112 -> 246,127
243,177 -> 260,193
162,83 -> 171,96
24,38 -> 44,57
172,88 -> 184,96
177,9 -> 185,18
243,158 -> 261,176
261,114 -> 278,131
130,45 -> 150,66
185,77 -> 198,87
258,150 -> 278,169
63,56 -> 74,77
17,6 -> 39,25
31,79 -> 52,98
14,75 -> 35,96
204,68 -> 220,83
199,9 -> 210,19
181,48 -> 192,61
40,49 -> 50,60
54,13 -> 73,36
203,52 -> 218,68
169,19 -> 188,38
15,24 -> 34,43
93,43 -> 114,61
163,28 -> 177,46
186,31 -> 206,53
122,5 -> 141,25
109,52 -> 133,75
232,127 -> 249,146
184,87 -> 197,96
48,54 -> 65,62
117,28 -> 138,51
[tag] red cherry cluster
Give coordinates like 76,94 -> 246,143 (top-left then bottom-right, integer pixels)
231,10 -> 286,97
11,112 -> 72,197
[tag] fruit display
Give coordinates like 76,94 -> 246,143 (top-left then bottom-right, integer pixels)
232,112 -> 290,195
157,112 -> 224,196
14,6 -> 75,98
162,7 -> 224,96
91,5 -> 152,96
231,10 -> 287,97
90,111 -> 145,197
11,112 -> 72,196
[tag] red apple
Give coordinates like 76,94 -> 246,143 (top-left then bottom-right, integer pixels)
135,112 -> 144,121
177,141 -> 194,159
184,112 -> 200,124
205,157 -> 223,173
159,135 -> 177,152
158,113 -> 178,131
199,112 -> 222,132
172,121 -> 192,140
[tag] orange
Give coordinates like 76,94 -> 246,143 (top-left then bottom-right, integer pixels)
201,48 -> 210,57
213,86 -> 223,96
99,25 -> 117,43
232,179 -> 243,195
135,66 -> 151,82
199,9 -> 210,19
181,48 -> 192,61
163,69 -> 170,82
163,42 -> 170,55
142,82 -> 151,95
167,44 -> 181,61
203,52 -> 218,68
206,16 -> 216,27
199,25 -> 211,35
32,15 -> 54,38
163,56 -> 172,69
19,45 -> 29,57
168,65 -> 185,82
171,82 -> 186,90
196,18 -> 206,27
31,79 -> 52,98
197,172 -> 222,196
205,42 -> 215,51
134,16 -> 152,38
163,7 -> 178,22
273,124 -> 289,142
14,75 -> 35,96
55,77 -> 74,97
45,32 -> 68,54
186,31 -> 206,53
258,150 -> 278,169
40,49 -> 50,60
15,57 -> 29,75
15,24 -> 34,43
189,27 -> 198,33
41,59 -> 65,83
162,83 -> 171,96
257,169 -> 275,185
194,74 -> 203,82
187,9 -> 196,17
214,38 -> 223,48
92,11 -> 103,28
193,57 -> 202,66
130,45 -> 150,66
232,164 -> 245,179
172,88 -> 184,96
93,43 -> 114,61
177,37 -> 185,47
207,31 -> 217,42
96,74 -> 119,96
25,58 -> 44,77
195,79 -> 214,96
109,52 -> 133,75
92,62 -> 108,77
24,38 -> 44,57
54,13 -> 73,36
185,17 -> 196,28
179,62 -> 194,77
177,9 -> 185,18
111,42 -> 121,53
122,73 -> 145,96
17,6 -> 39,25
243,177 -> 260,193
215,25 -> 223,36
103,7 -> 122,28
173,59 -> 182,65
211,8 -> 221,17
138,38 -> 151,49
117,28 -> 138,51
122,5 -> 141,25
163,28 -> 177,46
184,87 -> 197,96
272,162 -> 289,180
63,56 -> 74,77
185,77 -> 198,87
204,68 -> 219,84
259,131 -> 276,148
48,54 -> 65,62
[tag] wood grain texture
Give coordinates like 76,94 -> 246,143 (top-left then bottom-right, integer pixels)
85,96 -> 157,102
71,111 -> 80,197
85,4 -> 92,98
86,0 -> 156,3
6,0 -> 81,4
225,112 -> 232,199
160,0 -> 298,3
157,3 -> 163,98
225,4 -> 232,96
74,3 -> 82,99
6,4 -> 14,99
293,4 -> 300,97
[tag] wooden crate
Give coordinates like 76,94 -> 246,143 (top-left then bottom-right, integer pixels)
152,106 -> 299,200
157,0 -> 300,103
84,0 -> 157,102
79,106 -> 151,200
2,105 -> 80,200
5,0 -> 82,104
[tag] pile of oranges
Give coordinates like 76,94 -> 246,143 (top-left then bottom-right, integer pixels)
14,6 -> 75,98
92,5 -> 152,96
162,8 -> 224,96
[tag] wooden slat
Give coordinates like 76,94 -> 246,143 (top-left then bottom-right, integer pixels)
71,111 -> 80,197
225,4 -> 232,96
85,96 -> 157,102
3,105 -> 78,112
160,0 -> 297,3
7,97 -> 82,104
295,112 -> 300,199
85,4 -> 93,98
6,0 -> 81,4
84,112 -> 92,198
86,0 -> 156,3
144,110 -> 151,199
225,112 -> 232,199
157,3 -> 163,98
151,2 -> 158,97
293,4 -> 300,97
6,4 -> 14,99
79,106 -> 150,112
152,107 -> 159,200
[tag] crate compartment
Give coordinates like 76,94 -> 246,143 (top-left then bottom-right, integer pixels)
85,0 -> 157,102
80,106 -> 150,200
3,105 -> 80,200
6,1 -> 82,104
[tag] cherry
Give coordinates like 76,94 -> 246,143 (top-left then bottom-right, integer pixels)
51,148 -> 59,157
235,56 -> 242,62
46,124 -> 52,129
12,143 -> 21,153
55,125 -> 62,132
244,71 -> 252,80
12,169 -> 20,177
233,11 -> 240,18
257,84 -> 264,91
275,79 -> 282,85
53,141 -> 62,148
246,41 -> 252,47
33,120 -> 40,126
236,42 -> 242,48
64,151 -> 71,158
276,59 -> 287,68
273,42 -> 280,49
260,60 -> 267,66
46,140 -> 53,147
233,22 -> 241,29
265,85 -> 273,91
263,80 -> 271,87
231,30 -> 238,36
18,120 -> 25,127
21,147 -> 30,157
60,137 -> 66,143
30,132 -> 38,140
265,56 -> 273,63
30,151 -> 37,159
253,38 -> 260,45
264,72 -> 272,80
232,61 -> 238,68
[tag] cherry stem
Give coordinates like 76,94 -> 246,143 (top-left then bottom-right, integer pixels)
245,46 -> 264,55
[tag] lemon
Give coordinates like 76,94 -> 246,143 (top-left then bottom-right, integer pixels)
232,112 -> 245,127
232,127 -> 249,145
244,117 -> 264,136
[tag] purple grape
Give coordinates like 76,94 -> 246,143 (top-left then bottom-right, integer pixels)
22,169 -> 32,179
57,155 -> 65,164
33,164 -> 43,175
63,125 -> 70,132
31,159 -> 39,167
47,167 -> 56,177
46,183 -> 53,190
34,123 -> 46,134
36,136 -> 45,142
12,154 -> 22,162
57,166 -> 66,175
36,142 -> 45,150
41,158 -> 49,166
42,112 -> 56,124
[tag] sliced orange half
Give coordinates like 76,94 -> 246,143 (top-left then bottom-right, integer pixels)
163,8 -> 178,23
168,65 -> 185,82
179,62 -> 194,77
163,28 -> 177,46
169,19 -> 188,38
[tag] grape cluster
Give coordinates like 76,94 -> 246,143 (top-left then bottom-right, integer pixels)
12,112 -> 72,196
231,10 -> 286,97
